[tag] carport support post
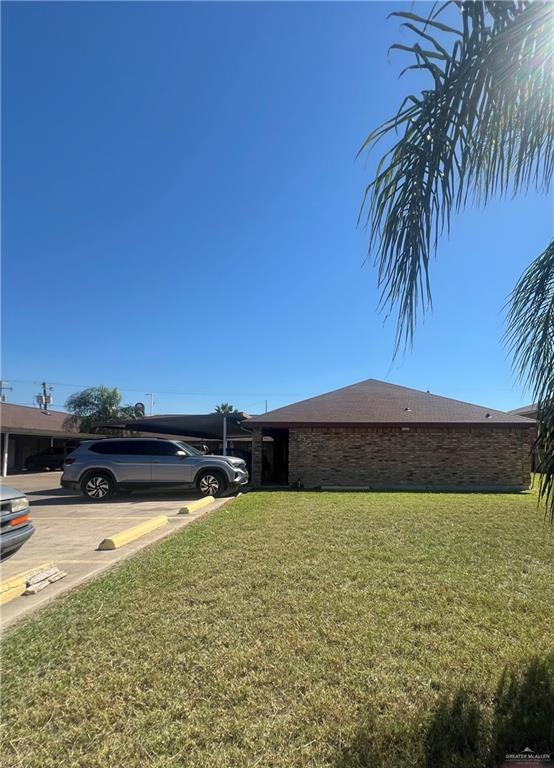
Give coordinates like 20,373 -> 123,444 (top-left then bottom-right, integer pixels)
222,415 -> 227,456
251,428 -> 262,487
2,432 -> 9,477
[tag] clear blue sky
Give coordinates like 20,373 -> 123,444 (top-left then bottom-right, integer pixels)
2,2 -> 551,416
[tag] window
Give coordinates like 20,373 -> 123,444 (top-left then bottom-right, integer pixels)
89,441 -> 136,455
177,441 -> 202,456
89,440 -> 183,456
142,441 -> 182,456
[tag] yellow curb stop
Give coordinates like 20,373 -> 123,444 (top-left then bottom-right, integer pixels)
178,496 -> 214,515
0,562 -> 53,605
98,515 -> 168,551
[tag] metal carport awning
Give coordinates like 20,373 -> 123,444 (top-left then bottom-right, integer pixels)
99,413 -> 252,455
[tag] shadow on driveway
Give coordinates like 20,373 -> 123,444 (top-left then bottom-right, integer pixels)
25,488 -> 209,505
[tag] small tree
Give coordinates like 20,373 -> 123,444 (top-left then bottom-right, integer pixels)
213,403 -> 239,414
65,386 -> 144,433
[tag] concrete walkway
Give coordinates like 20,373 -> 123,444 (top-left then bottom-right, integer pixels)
1,472 -> 227,631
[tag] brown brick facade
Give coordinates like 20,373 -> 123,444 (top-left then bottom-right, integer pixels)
262,425 -> 533,491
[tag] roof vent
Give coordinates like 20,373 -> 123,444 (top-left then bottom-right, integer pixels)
404,407 -> 412,412
485,413 -> 492,419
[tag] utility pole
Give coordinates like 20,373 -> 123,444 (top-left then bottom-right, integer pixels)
36,382 -> 53,411
0,380 -> 13,403
222,414 -> 227,456
145,393 -> 155,416
265,399 -> 268,413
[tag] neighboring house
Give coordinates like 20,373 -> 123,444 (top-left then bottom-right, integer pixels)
244,379 -> 536,491
0,403 -> 97,476
508,404 -> 538,420
508,404 -> 540,469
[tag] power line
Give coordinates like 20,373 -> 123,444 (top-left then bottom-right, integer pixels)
2,378 -> 312,398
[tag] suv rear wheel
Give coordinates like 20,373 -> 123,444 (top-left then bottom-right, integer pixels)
82,472 -> 115,501
197,470 -> 225,498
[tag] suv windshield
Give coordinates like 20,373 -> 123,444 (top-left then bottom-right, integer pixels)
177,441 -> 203,456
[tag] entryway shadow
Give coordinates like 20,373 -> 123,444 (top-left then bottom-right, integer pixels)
333,656 -> 554,768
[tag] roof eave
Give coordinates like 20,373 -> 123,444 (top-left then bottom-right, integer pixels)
242,419 -> 535,429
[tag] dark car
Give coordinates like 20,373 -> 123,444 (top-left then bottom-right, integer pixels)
25,445 -> 75,472
0,485 -> 34,561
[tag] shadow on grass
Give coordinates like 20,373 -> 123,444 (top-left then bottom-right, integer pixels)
333,656 -> 554,768
490,655 -> 554,766
423,688 -> 487,768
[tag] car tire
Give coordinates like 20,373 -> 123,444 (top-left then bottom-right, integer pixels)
26,462 -> 38,472
81,471 -> 115,501
197,470 -> 226,498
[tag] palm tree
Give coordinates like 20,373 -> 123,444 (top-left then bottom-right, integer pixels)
213,403 -> 239,415
359,1 -> 553,517
65,386 -> 145,433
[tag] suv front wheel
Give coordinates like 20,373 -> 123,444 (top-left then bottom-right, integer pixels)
197,470 -> 226,498
82,471 -> 115,501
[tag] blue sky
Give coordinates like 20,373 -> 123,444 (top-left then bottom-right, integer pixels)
2,1 -> 551,416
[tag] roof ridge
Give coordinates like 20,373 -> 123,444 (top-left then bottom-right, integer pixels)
259,378 -> 512,419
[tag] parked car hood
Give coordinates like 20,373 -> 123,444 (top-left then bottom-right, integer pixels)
0,485 -> 25,502
209,455 -> 245,467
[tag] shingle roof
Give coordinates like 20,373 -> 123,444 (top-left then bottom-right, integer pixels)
0,403 -> 97,437
507,404 -> 538,419
244,379 -> 534,427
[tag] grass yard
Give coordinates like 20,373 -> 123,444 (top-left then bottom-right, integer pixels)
1,490 -> 553,768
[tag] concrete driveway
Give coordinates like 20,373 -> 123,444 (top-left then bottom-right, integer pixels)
1,472 -> 227,631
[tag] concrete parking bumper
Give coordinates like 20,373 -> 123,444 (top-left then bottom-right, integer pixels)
0,473 -> 226,630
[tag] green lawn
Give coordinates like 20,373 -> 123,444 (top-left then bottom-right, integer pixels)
2,491 -> 553,768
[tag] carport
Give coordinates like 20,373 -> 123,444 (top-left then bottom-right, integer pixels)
0,403 -> 98,476
102,412 -> 252,456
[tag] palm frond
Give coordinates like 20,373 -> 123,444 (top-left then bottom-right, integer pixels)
507,240 -> 554,518
360,0 -> 554,351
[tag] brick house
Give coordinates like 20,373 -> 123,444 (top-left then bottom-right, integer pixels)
245,379 -> 535,491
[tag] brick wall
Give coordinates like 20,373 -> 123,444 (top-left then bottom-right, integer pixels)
287,425 -> 534,491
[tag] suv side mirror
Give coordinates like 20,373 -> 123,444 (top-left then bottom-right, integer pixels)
175,450 -> 187,457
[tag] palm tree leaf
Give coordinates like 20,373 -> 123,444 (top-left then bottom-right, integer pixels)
507,240 -> 554,518
389,10 -> 463,37
360,0 -> 554,511
360,0 -> 553,344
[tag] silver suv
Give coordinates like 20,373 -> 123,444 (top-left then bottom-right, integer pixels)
61,438 -> 248,500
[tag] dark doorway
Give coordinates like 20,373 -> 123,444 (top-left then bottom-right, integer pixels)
261,428 -> 289,486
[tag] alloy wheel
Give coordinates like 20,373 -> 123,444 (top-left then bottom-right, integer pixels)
85,476 -> 110,499
199,474 -> 220,495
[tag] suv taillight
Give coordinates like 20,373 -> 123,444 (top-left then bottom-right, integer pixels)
65,458 -> 75,465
